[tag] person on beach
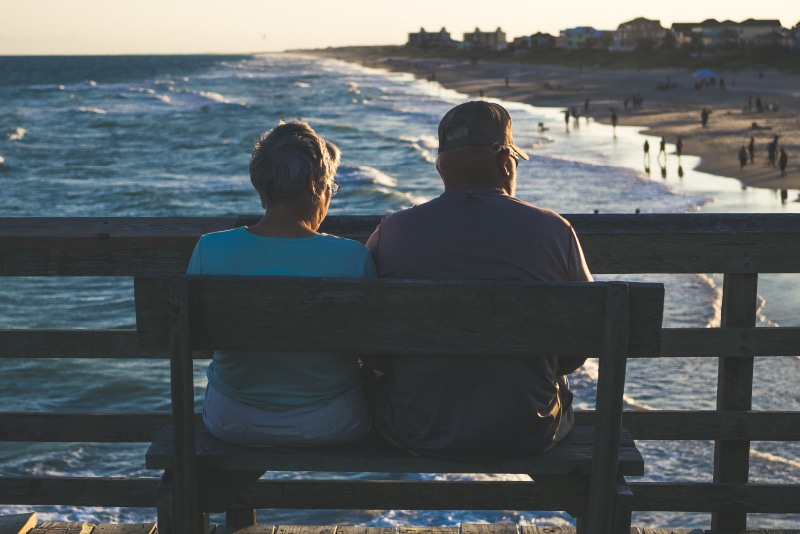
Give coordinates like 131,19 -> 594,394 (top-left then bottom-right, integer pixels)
748,136 -> 756,164
188,120 -> 376,447
738,146 -> 748,170
701,108 -> 710,128
676,137 -> 684,157
768,136 -> 778,167
659,137 -> 667,158
610,109 -> 618,132
779,148 -> 788,176
364,101 -> 593,459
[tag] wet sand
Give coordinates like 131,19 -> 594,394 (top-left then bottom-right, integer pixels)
326,53 -> 800,193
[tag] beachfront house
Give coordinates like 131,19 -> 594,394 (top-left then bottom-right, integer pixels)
738,19 -> 784,47
462,27 -> 508,51
614,17 -> 666,50
511,32 -> 556,50
670,18 -> 789,50
407,27 -> 459,48
557,26 -> 612,50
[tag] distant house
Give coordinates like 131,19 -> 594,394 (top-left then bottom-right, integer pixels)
738,19 -> 783,45
512,32 -> 556,49
670,18 -> 788,49
407,27 -> 458,48
615,17 -> 665,49
670,22 -> 702,48
463,27 -> 508,51
794,21 -> 800,49
558,26 -> 608,49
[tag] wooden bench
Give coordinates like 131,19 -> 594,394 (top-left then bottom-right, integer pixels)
134,273 -> 664,534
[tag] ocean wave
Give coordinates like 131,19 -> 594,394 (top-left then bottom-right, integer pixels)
750,448 -> 800,471
76,106 -> 107,114
339,165 -> 398,187
399,135 -> 438,164
7,127 -> 26,141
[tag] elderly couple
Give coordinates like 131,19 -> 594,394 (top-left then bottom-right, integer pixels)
188,101 -> 593,460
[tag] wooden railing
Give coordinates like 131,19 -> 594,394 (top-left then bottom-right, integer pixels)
2,214 -> 800,532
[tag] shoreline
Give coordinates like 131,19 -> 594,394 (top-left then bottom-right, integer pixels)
314,51 -> 800,195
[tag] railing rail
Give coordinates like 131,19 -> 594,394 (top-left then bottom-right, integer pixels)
2,214 -> 799,530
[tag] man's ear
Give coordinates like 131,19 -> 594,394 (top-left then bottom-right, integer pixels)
498,148 -> 514,176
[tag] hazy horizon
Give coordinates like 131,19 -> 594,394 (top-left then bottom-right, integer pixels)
3,0 -> 800,56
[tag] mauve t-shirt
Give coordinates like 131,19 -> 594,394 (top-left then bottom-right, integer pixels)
365,188 -> 592,459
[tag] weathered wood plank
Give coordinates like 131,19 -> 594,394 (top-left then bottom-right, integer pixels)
0,476 -> 158,507
0,413 -> 174,442
135,276 -> 663,358
5,409 -> 799,444
147,424 -> 642,476
660,327 -> 800,358
275,527 -> 336,534
29,523 -> 94,534
461,524 -> 518,534
630,482 -> 800,513
212,527 -> 275,534
2,326 -> 797,361
91,525 -> 157,534
0,513 -> 37,534
5,214 -> 800,275
712,274 -> 758,533
0,329 -> 167,359
398,528 -> 457,534
223,478 -> 585,512
335,528 -> 397,534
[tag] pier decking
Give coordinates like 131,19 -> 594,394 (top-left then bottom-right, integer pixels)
3,513 -> 798,534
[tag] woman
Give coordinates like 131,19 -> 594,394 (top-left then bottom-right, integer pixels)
187,120 -> 376,446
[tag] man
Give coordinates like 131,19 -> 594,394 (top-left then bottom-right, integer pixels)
365,101 -> 593,459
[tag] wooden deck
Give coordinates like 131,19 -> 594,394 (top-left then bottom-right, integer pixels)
3,513 -> 798,534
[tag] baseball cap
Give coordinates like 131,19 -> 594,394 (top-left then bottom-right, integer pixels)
437,101 -> 529,160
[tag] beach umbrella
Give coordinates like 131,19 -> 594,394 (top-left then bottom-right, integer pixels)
692,69 -> 716,78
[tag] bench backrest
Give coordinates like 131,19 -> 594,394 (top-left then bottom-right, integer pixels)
134,274 -> 664,357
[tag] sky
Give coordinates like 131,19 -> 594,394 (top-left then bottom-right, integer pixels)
3,0 -> 800,55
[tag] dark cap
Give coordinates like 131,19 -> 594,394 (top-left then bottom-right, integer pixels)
437,101 -> 529,160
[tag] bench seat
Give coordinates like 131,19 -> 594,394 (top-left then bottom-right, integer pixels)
146,423 -> 644,477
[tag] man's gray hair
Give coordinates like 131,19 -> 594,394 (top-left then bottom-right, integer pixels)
249,120 -> 341,206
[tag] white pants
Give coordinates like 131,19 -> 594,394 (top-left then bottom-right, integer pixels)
203,385 -> 371,447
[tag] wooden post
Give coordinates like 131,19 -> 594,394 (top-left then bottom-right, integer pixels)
711,273 -> 757,533
169,276 -> 203,534
586,282 -> 630,534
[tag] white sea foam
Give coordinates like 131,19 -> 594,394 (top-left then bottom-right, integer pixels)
77,107 -> 107,114
294,81 -> 310,88
399,135 -> 438,164
7,127 -> 26,141
751,448 -> 800,470
0,155 -> 4,164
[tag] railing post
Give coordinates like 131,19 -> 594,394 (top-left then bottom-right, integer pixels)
712,273 -> 757,533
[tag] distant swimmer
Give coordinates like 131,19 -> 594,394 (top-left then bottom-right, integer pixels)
538,122 -> 549,132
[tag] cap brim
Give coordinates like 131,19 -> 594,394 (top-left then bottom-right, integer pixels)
511,144 -> 529,161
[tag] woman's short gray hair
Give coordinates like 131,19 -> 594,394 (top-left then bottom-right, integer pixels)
249,120 -> 341,206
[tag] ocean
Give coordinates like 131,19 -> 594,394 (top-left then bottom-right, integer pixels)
0,53 -> 798,529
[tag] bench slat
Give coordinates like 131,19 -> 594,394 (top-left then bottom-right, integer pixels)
146,424 -> 643,477
135,276 -> 664,358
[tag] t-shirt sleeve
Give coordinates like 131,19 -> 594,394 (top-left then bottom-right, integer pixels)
186,239 -> 204,274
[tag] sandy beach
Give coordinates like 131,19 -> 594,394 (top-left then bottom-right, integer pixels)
321,51 -> 800,194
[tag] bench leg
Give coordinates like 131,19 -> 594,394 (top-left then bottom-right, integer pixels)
613,475 -> 634,534
156,471 -> 174,534
157,470 -> 210,534
226,506 -> 257,527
